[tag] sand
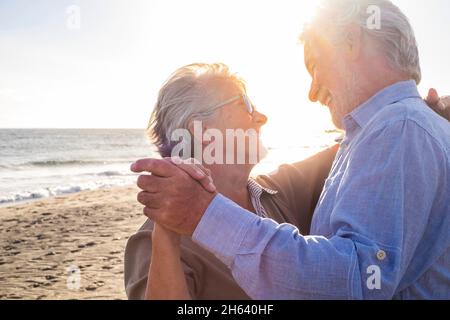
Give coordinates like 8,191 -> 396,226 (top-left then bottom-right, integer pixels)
0,185 -> 146,300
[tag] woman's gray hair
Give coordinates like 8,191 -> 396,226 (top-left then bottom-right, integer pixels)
147,63 -> 246,157
301,0 -> 421,84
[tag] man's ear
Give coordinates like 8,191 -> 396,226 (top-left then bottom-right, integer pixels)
345,24 -> 362,60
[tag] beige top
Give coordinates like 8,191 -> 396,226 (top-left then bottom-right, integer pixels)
124,145 -> 338,300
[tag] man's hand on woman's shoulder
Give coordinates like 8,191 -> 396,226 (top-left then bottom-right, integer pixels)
425,88 -> 450,121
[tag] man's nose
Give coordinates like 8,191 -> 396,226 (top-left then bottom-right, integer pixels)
252,110 -> 268,127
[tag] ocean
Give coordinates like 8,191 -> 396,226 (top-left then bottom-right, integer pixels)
0,129 -> 153,206
0,129 -> 339,206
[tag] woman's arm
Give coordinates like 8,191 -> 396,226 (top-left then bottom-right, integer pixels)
145,223 -> 191,300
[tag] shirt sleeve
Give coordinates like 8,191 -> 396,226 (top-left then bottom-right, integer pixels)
192,119 -> 443,299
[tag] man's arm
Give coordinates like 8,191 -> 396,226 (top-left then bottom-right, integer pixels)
192,120 -> 442,299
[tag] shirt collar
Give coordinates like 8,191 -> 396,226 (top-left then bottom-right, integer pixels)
247,178 -> 278,196
342,80 -> 421,140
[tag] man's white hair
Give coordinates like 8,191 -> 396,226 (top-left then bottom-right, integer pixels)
148,63 -> 246,157
301,0 -> 421,84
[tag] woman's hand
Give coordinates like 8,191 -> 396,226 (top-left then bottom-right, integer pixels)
145,223 -> 191,300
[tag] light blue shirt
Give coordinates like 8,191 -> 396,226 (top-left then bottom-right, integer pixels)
192,80 -> 450,299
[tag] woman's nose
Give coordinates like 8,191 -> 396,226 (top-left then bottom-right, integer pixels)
252,110 -> 268,127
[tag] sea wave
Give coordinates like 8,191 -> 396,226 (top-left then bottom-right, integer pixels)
25,159 -> 132,167
96,170 -> 131,177
0,179 -> 135,206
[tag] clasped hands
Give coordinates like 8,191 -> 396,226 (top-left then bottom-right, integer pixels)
131,157 -> 216,236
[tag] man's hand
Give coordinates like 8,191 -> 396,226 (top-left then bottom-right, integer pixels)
425,88 -> 450,121
167,157 -> 216,193
131,159 -> 217,236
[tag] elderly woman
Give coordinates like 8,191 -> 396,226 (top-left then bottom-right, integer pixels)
124,63 -> 338,299
124,63 -> 449,300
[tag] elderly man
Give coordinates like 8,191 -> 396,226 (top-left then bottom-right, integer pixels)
132,0 -> 450,299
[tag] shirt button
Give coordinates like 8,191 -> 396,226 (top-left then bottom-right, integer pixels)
377,250 -> 387,261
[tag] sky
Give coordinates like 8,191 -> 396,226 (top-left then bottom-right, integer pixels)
0,0 -> 449,146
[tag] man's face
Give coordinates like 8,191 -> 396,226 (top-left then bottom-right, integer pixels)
305,34 -> 356,129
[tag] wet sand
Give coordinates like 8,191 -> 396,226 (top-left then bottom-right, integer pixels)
0,186 -> 146,300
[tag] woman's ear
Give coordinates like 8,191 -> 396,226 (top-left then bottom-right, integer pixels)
188,120 -> 211,147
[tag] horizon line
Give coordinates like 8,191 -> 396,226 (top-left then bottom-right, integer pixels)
0,127 -> 146,130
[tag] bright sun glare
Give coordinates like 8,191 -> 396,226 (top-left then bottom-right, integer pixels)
2,0 -> 335,159
136,0 -> 334,154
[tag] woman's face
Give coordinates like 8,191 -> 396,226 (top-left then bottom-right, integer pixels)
203,91 -> 268,165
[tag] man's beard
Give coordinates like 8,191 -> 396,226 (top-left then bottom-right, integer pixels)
329,73 -> 360,129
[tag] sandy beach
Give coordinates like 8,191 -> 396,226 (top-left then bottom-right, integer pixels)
0,185 -> 146,300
